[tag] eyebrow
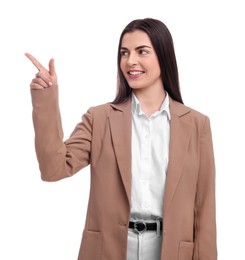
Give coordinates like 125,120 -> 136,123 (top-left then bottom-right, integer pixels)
120,45 -> 152,50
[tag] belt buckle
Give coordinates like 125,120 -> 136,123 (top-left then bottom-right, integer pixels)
134,221 -> 147,234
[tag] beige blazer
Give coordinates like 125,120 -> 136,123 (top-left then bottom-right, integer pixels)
31,86 -> 217,260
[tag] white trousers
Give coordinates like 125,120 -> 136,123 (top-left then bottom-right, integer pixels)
126,220 -> 163,260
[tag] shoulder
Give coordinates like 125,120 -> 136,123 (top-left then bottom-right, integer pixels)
90,102 -> 114,114
84,102 -> 115,122
170,98 -> 211,131
88,99 -> 131,116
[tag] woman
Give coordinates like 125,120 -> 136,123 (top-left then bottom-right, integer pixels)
26,18 -> 217,260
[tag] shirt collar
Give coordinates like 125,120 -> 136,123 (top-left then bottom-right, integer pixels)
131,92 -> 171,120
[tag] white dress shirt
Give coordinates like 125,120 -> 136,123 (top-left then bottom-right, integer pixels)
130,92 -> 170,219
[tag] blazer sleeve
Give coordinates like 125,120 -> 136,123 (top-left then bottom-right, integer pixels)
31,86 -> 92,181
194,116 -> 217,259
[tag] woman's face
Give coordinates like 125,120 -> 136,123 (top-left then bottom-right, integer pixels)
120,30 -> 162,92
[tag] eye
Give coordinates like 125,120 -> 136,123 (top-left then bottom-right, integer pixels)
120,50 -> 129,56
139,49 -> 148,55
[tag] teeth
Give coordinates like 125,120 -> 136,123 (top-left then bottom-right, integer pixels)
129,71 -> 143,75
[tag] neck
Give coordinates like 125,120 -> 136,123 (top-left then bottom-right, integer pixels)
133,86 -> 166,117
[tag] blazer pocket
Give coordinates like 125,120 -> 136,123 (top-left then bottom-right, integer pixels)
178,241 -> 194,260
78,230 -> 102,260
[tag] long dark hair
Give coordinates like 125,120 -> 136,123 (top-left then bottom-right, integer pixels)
112,18 -> 183,104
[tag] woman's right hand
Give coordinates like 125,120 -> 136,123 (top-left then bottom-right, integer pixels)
25,53 -> 58,90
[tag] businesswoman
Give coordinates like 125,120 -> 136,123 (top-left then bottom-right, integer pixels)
26,18 -> 217,260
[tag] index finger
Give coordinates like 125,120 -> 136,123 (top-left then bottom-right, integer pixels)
25,53 -> 47,72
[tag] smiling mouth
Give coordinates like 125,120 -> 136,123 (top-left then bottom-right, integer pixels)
128,71 -> 145,75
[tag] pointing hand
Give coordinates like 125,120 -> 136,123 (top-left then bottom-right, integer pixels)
25,53 -> 58,90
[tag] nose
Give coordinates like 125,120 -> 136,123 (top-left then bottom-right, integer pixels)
127,53 -> 138,66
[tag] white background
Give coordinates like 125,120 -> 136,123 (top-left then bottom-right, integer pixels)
0,0 -> 244,259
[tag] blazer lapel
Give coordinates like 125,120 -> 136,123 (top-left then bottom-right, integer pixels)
109,99 -> 132,205
163,98 -> 193,217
